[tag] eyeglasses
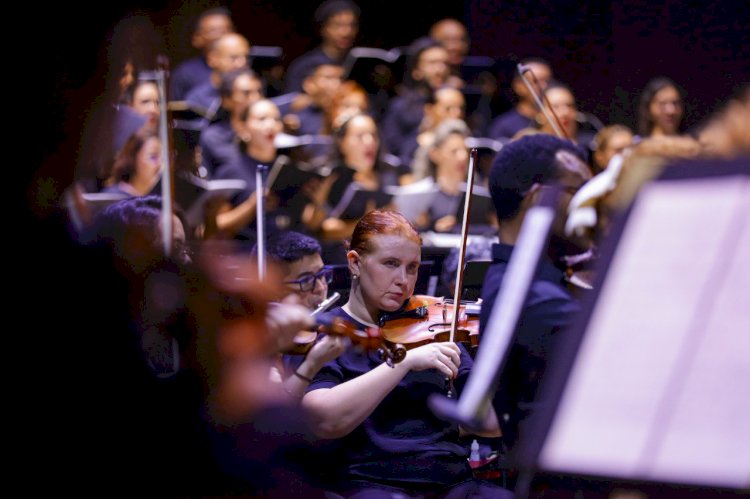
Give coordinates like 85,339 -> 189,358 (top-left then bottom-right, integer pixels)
284,267 -> 334,292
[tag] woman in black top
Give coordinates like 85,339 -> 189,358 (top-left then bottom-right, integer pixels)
316,112 -> 398,242
302,210 -> 509,498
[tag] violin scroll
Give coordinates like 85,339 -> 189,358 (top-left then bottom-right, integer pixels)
315,313 -> 406,367
379,342 -> 407,367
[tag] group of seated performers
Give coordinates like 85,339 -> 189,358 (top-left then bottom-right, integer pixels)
51,1 -> 750,496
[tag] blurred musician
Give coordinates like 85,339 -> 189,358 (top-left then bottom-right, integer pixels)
480,134 -> 592,456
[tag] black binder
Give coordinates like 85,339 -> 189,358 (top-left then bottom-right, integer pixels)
455,182 -> 496,232
170,172 -> 246,227
340,46 -> 406,95
328,183 -> 393,220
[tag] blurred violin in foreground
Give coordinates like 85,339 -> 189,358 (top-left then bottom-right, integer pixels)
288,292 -> 407,367
318,312 -> 407,367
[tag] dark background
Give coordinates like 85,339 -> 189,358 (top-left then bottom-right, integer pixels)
31,0 -> 749,209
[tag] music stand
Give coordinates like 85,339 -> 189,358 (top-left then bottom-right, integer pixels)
341,47 -> 405,96
454,182 -> 496,235
512,158 -> 750,496
461,260 -> 491,302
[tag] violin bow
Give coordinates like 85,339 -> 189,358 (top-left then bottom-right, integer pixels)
430,183 -> 563,430
441,147 -> 479,398
142,56 -> 175,257
448,147 -> 478,344
256,164 -> 268,280
517,63 -> 569,140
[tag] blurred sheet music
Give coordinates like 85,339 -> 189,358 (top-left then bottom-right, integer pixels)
535,168 -> 750,489
421,231 -> 497,248
384,177 -> 439,224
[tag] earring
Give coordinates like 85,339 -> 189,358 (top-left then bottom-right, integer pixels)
352,274 -> 359,280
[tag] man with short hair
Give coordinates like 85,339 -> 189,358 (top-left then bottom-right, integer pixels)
283,0 -> 360,93
259,230 -> 349,399
479,134 -> 592,454
265,230 -> 333,311
184,32 -> 252,124
488,57 -> 553,140
429,18 -> 470,82
284,61 -> 344,163
198,68 -> 265,177
170,7 -> 235,101
380,37 -> 450,163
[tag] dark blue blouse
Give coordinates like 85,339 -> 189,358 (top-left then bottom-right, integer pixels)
307,306 -> 476,491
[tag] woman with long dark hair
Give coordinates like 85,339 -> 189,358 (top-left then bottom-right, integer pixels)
636,76 -> 685,138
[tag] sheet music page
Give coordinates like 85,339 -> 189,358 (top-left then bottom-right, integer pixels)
538,174 -> 750,489
420,232 -> 497,248
385,177 -> 438,224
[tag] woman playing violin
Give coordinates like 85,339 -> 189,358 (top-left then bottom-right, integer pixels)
301,209 -> 509,498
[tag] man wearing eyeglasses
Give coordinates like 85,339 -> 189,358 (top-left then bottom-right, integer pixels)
264,230 -> 334,310
260,230 -> 348,401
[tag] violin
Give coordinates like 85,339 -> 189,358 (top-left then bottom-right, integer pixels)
320,312 -> 406,367
413,147 -> 481,397
378,295 -> 479,350
286,305 -> 407,367
561,247 -> 597,293
287,291 -> 341,355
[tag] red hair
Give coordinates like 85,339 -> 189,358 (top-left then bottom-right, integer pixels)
347,209 -> 422,255
325,80 -> 370,134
